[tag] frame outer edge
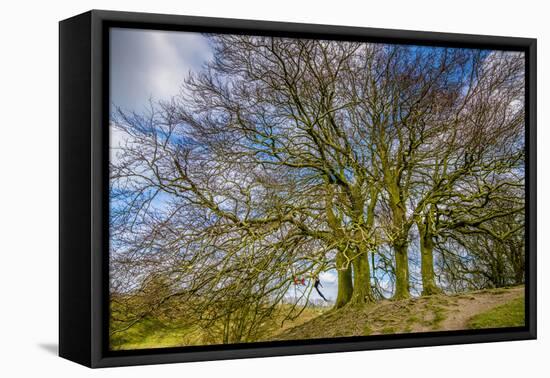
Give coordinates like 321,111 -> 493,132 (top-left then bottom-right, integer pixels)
77,9 -> 537,368
527,38 -> 537,339
90,10 -> 107,368
59,11 -> 94,367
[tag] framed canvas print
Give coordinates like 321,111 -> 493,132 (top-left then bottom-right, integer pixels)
59,10 -> 537,368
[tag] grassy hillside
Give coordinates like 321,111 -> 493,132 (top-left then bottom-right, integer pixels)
111,304 -> 327,350
271,286 -> 525,341
111,286 -> 524,350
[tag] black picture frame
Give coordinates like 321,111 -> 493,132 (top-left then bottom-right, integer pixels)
59,9 -> 537,368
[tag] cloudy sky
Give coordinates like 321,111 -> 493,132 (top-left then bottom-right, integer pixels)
109,27 -> 339,303
110,27 -> 213,112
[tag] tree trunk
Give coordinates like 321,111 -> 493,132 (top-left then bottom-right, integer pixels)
510,243 -> 525,285
419,229 -> 441,296
385,179 -> 411,300
393,241 -> 410,300
350,248 -> 374,305
334,250 -> 353,309
417,206 -> 441,296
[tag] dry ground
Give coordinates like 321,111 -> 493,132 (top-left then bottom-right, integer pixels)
271,286 -> 525,341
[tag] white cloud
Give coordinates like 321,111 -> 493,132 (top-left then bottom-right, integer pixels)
110,28 -> 213,112
109,124 -> 131,165
320,270 -> 337,284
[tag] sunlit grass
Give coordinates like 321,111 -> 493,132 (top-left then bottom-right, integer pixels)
467,297 -> 525,329
110,304 -> 327,350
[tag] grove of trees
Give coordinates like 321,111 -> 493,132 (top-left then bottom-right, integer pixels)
109,34 -> 525,345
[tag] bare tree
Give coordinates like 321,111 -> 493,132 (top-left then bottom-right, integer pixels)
109,35 -> 525,344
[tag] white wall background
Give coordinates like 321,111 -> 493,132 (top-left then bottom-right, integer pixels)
0,0 -> 546,376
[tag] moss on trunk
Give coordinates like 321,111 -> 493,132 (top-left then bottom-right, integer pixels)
418,213 -> 441,296
351,250 -> 374,305
334,251 -> 353,309
419,233 -> 441,296
393,242 -> 410,300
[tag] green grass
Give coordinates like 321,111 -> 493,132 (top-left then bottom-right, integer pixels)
430,306 -> 447,329
467,297 -> 525,329
417,303 -> 447,329
110,317 -> 202,350
363,325 -> 373,336
111,305 -> 327,350
381,327 -> 396,334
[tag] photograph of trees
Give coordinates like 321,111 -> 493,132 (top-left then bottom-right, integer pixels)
109,29 -> 526,350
